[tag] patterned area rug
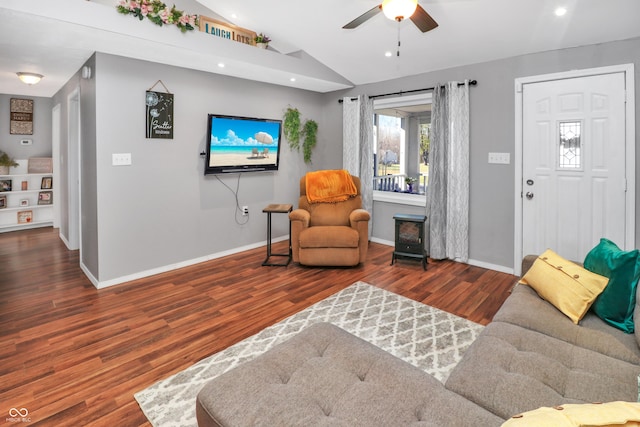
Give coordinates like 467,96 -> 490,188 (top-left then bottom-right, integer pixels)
135,281 -> 484,426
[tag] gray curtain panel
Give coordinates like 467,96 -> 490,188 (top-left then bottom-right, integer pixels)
342,95 -> 373,236
426,81 -> 470,261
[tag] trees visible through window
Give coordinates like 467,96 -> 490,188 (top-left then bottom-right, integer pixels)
372,94 -> 431,195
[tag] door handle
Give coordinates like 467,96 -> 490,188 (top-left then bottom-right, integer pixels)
526,192 -> 534,200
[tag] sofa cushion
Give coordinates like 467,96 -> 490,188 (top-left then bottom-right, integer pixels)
196,322 -> 503,427
636,285 -> 640,348
501,401 -> 640,427
493,284 -> 640,365
445,321 -> 640,420
584,238 -> 640,333
519,249 -> 609,324
299,226 -> 359,248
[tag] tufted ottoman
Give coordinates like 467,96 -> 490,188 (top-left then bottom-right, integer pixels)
195,322 -> 502,427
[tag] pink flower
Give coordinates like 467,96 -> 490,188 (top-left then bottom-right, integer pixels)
160,9 -> 170,23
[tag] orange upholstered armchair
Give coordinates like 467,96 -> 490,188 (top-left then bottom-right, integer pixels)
289,170 -> 370,267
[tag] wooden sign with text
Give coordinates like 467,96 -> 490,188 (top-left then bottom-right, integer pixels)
199,16 -> 256,46
10,98 -> 33,135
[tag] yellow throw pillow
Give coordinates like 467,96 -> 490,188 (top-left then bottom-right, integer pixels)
502,401 -> 640,426
519,249 -> 609,324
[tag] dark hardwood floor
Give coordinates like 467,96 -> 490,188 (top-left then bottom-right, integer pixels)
0,227 -> 517,426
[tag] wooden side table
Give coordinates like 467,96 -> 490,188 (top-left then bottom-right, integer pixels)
262,204 -> 293,266
391,213 -> 428,270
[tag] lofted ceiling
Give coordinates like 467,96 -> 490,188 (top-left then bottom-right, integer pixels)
1,0 -> 640,98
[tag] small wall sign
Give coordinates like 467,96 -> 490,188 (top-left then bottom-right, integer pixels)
199,16 -> 256,46
145,87 -> 174,139
10,98 -> 34,135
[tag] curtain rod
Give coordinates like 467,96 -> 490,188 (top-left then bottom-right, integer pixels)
338,79 -> 477,103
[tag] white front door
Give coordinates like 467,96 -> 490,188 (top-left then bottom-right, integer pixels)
520,71 -> 629,263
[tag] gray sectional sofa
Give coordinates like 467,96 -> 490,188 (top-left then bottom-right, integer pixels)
196,255 -> 640,426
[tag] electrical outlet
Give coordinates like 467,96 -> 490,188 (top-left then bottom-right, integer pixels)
241,206 -> 249,216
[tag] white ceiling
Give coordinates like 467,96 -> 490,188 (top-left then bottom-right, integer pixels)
2,0 -> 640,98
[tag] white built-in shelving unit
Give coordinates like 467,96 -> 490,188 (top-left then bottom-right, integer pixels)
0,159 -> 54,232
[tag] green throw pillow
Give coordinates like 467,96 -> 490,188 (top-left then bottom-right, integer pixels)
584,238 -> 640,333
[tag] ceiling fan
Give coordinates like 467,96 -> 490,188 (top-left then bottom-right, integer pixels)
343,0 -> 438,33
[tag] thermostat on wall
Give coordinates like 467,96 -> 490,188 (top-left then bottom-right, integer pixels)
20,139 -> 32,146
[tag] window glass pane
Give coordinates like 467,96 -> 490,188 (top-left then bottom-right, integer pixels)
376,114 -> 402,177
419,122 -> 430,190
372,98 -> 431,195
559,121 -> 581,169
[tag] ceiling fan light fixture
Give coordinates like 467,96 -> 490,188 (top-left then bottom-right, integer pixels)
381,0 -> 418,21
17,72 -> 43,85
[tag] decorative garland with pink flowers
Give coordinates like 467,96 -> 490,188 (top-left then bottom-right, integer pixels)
117,0 -> 199,33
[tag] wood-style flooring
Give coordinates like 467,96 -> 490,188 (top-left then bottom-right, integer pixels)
0,227 -> 517,426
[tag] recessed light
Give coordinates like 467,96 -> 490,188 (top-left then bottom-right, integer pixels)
218,63 -> 225,68
231,13 -> 238,19
385,51 -> 392,57
290,77 -> 296,82
555,6 -> 567,16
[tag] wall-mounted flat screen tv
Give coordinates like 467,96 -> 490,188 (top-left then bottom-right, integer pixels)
204,114 -> 282,175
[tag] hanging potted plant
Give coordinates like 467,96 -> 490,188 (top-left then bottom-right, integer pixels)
254,33 -> 271,49
283,107 -> 301,150
0,151 -> 18,175
283,107 -> 319,164
302,120 -> 318,164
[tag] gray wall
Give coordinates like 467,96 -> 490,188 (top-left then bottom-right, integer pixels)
44,36 -> 640,282
89,53 -> 329,283
320,36 -> 640,270
0,94 -> 52,159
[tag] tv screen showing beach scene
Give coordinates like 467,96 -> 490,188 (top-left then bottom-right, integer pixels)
205,114 -> 282,175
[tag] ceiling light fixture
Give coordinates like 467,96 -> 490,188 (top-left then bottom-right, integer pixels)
385,51 -> 393,57
16,72 -> 43,85
381,0 -> 418,21
218,63 -> 225,68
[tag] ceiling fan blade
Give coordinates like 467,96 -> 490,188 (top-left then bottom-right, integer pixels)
410,5 -> 438,32
343,5 -> 382,29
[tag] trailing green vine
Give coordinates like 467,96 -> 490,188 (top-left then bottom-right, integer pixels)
283,107 -> 301,151
302,120 -> 318,163
283,107 -> 319,164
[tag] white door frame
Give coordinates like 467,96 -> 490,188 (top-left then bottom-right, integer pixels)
52,103 -> 61,229
514,64 -> 636,275
66,88 -> 82,252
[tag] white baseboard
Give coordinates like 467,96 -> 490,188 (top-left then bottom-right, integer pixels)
370,237 -> 394,247
87,235 -> 514,289
467,258 -> 514,275
90,235 -> 289,289
370,237 -> 514,275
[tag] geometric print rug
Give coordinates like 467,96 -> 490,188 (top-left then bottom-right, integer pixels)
134,281 -> 484,426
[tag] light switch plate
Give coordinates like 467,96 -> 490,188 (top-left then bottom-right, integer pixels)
488,152 -> 510,164
112,153 -> 132,166
20,139 -> 32,146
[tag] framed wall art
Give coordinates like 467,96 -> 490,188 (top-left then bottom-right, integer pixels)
17,210 -> 33,224
41,176 -> 52,189
145,80 -> 173,139
38,191 -> 53,205
10,98 -> 34,135
0,179 -> 12,192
